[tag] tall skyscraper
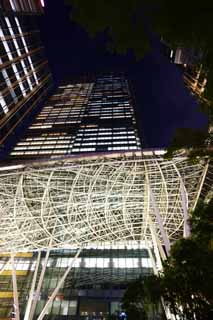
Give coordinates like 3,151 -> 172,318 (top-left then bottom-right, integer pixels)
0,2 -> 53,319
0,71 -> 211,319
166,46 -> 208,98
0,0 -> 44,14
0,72 -> 146,319
0,0 -> 52,157
8,73 -> 141,161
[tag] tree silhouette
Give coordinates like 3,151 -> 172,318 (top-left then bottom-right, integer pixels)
66,1 -> 213,61
122,200 -> 213,319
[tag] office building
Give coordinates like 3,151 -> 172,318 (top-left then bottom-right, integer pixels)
169,47 -> 203,65
166,46 -> 208,98
0,2 -> 53,319
0,0 -> 52,156
8,73 -> 141,161
0,0 -> 44,14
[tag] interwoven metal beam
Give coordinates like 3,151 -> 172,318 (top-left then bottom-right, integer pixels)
0,153 -> 208,252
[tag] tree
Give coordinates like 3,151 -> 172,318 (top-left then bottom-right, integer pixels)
122,278 -> 148,320
66,0 -> 213,136
122,276 -> 166,319
164,127 -> 211,160
160,200 -> 213,320
66,1 -> 213,63
143,274 -> 164,316
189,199 -> 213,249
122,201 -> 213,320
66,0 -> 150,59
162,238 -> 213,320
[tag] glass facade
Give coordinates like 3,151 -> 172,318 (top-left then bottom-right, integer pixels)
0,243 -> 153,319
0,0 -> 43,14
0,9 -> 52,156
0,252 -> 35,319
9,74 -> 142,159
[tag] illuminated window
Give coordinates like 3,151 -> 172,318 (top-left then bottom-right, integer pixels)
141,258 -> 152,268
0,27 -> 13,60
0,93 -> 9,114
9,0 -> 16,10
12,63 -> 27,96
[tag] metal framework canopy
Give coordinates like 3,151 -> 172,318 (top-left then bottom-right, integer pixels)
0,152 -> 208,252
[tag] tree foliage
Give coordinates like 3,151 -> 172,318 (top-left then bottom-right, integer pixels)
122,278 -> 148,320
66,1 -> 213,64
122,276 -> 165,319
66,0 -> 150,58
190,199 -> 213,249
164,127 -> 212,160
122,200 -> 213,319
66,0 -> 213,140
162,237 -> 213,320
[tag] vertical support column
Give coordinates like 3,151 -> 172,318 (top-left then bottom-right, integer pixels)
28,248 -> 50,320
149,187 -> 171,255
11,254 -> 20,320
148,216 -> 166,267
171,160 -> 195,238
37,247 -> 82,320
192,160 -> 209,211
145,237 -> 158,275
180,180 -> 190,238
24,251 -> 41,320
146,224 -> 171,320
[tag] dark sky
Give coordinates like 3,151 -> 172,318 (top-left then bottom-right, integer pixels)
38,0 -> 208,148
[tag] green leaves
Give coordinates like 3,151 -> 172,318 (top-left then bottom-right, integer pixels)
66,0 -> 213,63
161,200 -> 213,319
190,199 -> 213,249
122,280 -> 146,320
122,201 -> 213,320
164,127 -> 211,160
162,237 -> 213,319
66,0 -> 151,59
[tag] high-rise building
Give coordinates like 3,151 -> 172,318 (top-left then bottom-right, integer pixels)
165,46 -> 208,98
0,2 -> 54,319
7,73 -> 141,161
0,71 -> 211,319
0,0 -> 52,157
169,47 -> 203,66
0,73 -> 146,319
0,72 -> 146,319
0,0 -> 44,14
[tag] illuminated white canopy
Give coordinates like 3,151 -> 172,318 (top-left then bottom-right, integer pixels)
0,152 -> 208,252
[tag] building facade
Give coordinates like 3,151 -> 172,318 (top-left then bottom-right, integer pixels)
0,0 -> 44,14
8,73 -> 142,161
0,0 -> 52,157
0,243 -> 153,319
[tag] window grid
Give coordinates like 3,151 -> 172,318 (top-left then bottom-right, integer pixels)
9,74 -> 142,158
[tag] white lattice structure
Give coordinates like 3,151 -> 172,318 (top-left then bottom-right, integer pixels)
0,152 -> 209,253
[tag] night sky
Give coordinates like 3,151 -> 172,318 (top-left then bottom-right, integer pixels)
38,0 -> 208,148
